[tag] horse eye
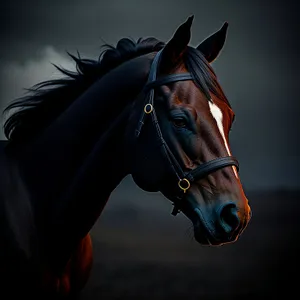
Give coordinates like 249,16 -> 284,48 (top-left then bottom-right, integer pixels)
172,118 -> 187,128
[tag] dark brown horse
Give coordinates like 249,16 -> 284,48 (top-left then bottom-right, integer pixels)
0,16 -> 251,298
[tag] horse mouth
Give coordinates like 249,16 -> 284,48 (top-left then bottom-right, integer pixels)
193,224 -> 240,246
191,208 -> 223,246
193,222 -> 239,246
191,207 -> 248,246
161,188 -> 249,246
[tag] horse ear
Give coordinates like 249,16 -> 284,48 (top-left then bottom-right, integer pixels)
196,22 -> 228,63
160,15 -> 194,72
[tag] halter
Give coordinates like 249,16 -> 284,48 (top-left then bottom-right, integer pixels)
135,49 -> 239,216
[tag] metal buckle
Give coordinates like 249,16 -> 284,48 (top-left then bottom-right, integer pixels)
144,103 -> 153,114
178,178 -> 190,193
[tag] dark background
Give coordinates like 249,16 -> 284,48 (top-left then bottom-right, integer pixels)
0,0 -> 299,299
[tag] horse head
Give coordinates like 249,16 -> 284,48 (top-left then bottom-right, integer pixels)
126,16 -> 251,246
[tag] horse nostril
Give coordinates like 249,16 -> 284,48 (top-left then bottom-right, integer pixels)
218,203 -> 240,234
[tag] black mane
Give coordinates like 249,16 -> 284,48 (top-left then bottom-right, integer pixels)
2,37 -> 229,143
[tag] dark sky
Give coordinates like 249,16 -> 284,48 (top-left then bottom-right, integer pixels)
0,0 -> 299,190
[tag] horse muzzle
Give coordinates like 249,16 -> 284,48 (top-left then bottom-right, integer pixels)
193,201 -> 251,246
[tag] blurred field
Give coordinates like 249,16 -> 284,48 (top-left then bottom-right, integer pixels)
79,180 -> 300,299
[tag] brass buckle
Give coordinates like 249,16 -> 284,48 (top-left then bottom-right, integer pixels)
178,178 -> 190,193
144,103 -> 153,114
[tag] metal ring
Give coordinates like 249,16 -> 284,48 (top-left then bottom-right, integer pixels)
144,103 -> 153,114
178,178 -> 191,193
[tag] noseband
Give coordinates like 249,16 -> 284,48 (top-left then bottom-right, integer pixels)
135,49 -> 239,216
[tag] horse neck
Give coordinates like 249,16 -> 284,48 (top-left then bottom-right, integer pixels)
9,53 -> 155,267
52,102 -> 132,224
14,53 -> 154,206
45,105 -> 131,267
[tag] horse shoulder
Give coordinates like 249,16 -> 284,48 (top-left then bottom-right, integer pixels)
70,233 -> 93,293
41,233 -> 93,297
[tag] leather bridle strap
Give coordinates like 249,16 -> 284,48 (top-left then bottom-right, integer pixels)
136,49 -> 189,182
145,73 -> 194,90
185,156 -> 239,182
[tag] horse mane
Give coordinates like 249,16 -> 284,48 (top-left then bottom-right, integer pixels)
2,37 -> 165,142
2,37 -> 230,143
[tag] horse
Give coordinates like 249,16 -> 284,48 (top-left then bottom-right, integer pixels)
0,16 -> 251,298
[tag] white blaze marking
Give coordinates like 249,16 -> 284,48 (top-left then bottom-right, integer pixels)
208,101 -> 239,178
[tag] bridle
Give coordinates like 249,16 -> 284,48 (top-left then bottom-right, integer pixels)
135,49 -> 239,216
